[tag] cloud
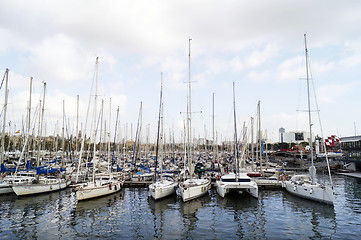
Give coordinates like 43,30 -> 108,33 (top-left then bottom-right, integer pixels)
276,56 -> 304,81
25,34 -> 94,84
316,82 -> 358,103
230,44 -> 279,72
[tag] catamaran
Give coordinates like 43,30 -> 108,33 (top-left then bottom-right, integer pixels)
216,82 -> 258,198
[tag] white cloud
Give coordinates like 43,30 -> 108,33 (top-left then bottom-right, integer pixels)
316,82 -> 357,103
26,34 -> 93,84
230,44 -> 279,72
277,56 -> 304,81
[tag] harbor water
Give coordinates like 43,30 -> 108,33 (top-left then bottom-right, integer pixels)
1,174 -> 361,239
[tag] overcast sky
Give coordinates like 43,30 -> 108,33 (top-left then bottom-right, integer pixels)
0,0 -> 360,144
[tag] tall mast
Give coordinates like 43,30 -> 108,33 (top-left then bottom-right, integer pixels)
251,117 -> 254,171
28,77 -> 32,135
212,92 -> 215,160
0,69 -> 9,165
233,81 -> 238,177
92,57 -> 99,183
37,81 -> 46,167
154,73 -> 163,182
187,37 -> 192,175
258,100 -> 262,174
76,95 -> 79,154
304,33 -> 316,184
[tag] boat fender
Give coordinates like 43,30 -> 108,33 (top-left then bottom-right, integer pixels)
2,173 -> 6,178
293,186 -> 297,191
109,184 -> 112,190
310,188 -> 313,194
217,175 -> 220,180
138,175 -> 140,181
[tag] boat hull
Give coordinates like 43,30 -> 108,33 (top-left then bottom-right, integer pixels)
216,173 -> 259,198
216,180 -> 258,198
283,180 -> 334,205
12,179 -> 71,196
76,180 -> 123,201
179,179 -> 211,202
149,180 -> 177,200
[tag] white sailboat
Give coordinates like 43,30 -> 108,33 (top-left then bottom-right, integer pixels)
12,82 -> 71,196
178,38 -> 211,202
12,176 -> 70,196
149,75 -> 177,200
216,82 -> 258,198
75,57 -> 123,201
282,34 -> 334,205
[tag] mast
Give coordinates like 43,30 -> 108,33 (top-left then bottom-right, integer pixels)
0,69 -> 9,165
232,81 -> 239,178
76,95 -> 79,154
304,33 -> 316,184
92,57 -> 99,183
258,100 -> 262,174
61,99 -> 65,165
154,73 -> 163,182
37,82 -> 46,168
212,93 -> 215,162
251,117 -> 255,171
187,37 -> 192,178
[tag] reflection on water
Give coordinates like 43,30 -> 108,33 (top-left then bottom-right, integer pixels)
0,174 -> 360,239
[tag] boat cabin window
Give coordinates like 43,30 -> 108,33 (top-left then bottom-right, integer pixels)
237,179 -> 251,182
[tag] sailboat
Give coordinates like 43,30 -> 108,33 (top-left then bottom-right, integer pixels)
178,38 -> 211,202
149,76 -> 177,200
282,34 -> 334,205
75,57 -> 123,201
216,82 -> 258,198
12,81 -> 71,196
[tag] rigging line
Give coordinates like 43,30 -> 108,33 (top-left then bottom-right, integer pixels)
308,56 -> 334,188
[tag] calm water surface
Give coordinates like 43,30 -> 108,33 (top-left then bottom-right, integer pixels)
1,174 -> 361,239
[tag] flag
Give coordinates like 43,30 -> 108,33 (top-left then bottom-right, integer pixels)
15,130 -> 20,134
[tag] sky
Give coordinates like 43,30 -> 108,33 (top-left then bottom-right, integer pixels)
0,0 -> 361,144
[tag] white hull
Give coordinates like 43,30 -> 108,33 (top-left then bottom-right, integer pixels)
149,179 -> 177,200
12,178 -> 71,196
76,180 -> 123,201
179,178 -> 211,202
216,173 -> 258,198
283,179 -> 334,205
